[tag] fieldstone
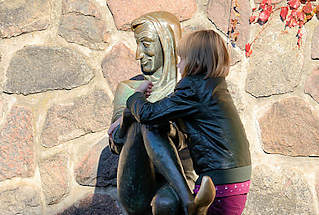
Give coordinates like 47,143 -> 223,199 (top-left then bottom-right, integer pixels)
226,80 -> 245,113
305,68 -> 319,103
245,13 -> 304,97
316,173 -> 319,201
41,90 -> 112,148
0,105 -> 34,182
59,0 -> 109,50
259,97 -> 319,156
62,0 -> 102,19
0,0 -> 50,38
39,153 -> 70,205
102,43 -> 140,92
0,185 -> 42,215
57,193 -> 121,215
243,165 -> 315,214
3,46 -> 94,95
75,137 -> 118,187
106,0 -> 197,30
207,0 -> 251,49
311,25 -> 319,60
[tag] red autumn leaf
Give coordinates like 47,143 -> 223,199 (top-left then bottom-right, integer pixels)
261,0 -> 272,5
280,6 -> 289,21
286,15 -> 298,27
291,9 -> 297,17
252,7 -> 257,12
258,10 -> 271,23
288,0 -> 301,9
249,15 -> 257,24
296,11 -> 305,21
245,43 -> 252,57
302,2 -> 312,14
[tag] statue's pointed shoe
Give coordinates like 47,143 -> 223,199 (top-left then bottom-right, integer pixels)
194,176 -> 216,215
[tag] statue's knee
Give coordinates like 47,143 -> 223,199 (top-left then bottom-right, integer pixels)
151,187 -> 180,215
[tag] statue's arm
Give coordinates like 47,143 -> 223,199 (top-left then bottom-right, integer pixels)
109,108 -> 136,155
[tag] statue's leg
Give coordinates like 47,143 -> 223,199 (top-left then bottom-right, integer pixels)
117,122 -> 156,214
141,125 -> 195,215
151,184 -> 181,215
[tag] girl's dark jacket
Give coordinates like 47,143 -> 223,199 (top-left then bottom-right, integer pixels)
126,75 -> 251,185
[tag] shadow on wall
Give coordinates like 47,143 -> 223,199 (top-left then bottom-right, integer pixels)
57,138 -> 122,215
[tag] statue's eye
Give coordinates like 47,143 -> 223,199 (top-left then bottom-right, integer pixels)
143,42 -> 151,48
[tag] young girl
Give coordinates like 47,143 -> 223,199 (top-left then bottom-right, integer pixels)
127,30 -> 252,215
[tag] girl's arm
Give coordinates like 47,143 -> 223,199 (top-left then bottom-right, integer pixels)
127,78 -> 199,124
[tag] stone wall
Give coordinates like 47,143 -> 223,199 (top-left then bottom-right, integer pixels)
0,0 -> 318,214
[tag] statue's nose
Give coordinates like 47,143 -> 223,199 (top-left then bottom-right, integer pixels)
136,46 -> 144,60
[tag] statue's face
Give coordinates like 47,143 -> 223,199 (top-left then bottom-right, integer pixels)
134,22 -> 163,75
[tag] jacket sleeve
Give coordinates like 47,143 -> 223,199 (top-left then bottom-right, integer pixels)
126,78 -> 199,124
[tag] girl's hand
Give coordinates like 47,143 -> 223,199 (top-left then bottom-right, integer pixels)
108,116 -> 122,137
135,81 -> 153,96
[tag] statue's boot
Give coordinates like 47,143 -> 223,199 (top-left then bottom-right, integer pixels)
194,176 -> 216,215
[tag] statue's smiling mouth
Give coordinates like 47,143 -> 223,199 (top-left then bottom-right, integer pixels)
141,59 -> 151,65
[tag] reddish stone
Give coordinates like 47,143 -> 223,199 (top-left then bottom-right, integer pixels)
62,0 -> 102,19
259,97 -> 319,156
305,68 -> 319,103
39,153 -> 70,205
74,137 -> 118,187
41,90 -> 112,148
59,0 -> 109,50
0,106 -> 34,182
0,0 -> 50,38
102,43 -> 141,92
106,0 -> 197,30
207,0 -> 251,49
57,193 -> 121,215
311,25 -> 319,60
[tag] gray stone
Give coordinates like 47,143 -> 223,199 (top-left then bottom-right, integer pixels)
41,89 -> 112,148
316,172 -> 319,202
245,13 -> 304,97
0,0 -> 50,38
3,46 -> 94,95
0,105 -> 35,182
311,25 -> 319,60
243,165 -> 315,215
59,0 -> 109,50
305,68 -> 319,103
0,185 -> 42,215
207,0 -> 251,49
57,193 -> 121,215
102,43 -> 141,92
39,153 -> 70,205
259,97 -> 319,156
106,0 -> 197,30
75,137 -> 118,187
226,80 -> 245,113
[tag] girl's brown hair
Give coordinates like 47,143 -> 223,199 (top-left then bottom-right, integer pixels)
177,30 -> 230,78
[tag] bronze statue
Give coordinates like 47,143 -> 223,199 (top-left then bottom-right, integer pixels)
109,11 -> 214,215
